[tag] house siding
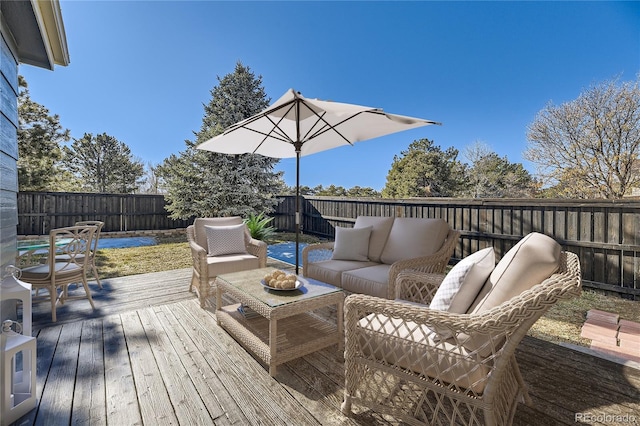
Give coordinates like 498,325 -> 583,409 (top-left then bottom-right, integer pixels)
0,25 -> 19,275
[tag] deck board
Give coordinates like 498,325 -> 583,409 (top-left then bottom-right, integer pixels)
151,305 -> 234,425
73,319 -> 106,426
102,314 -> 142,426
35,321 -> 82,426
15,262 -> 640,426
121,310 -> 180,425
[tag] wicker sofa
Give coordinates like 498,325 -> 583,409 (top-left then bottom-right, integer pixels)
302,216 -> 460,299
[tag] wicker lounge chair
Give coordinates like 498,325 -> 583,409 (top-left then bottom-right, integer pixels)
342,233 -> 582,425
186,217 -> 267,307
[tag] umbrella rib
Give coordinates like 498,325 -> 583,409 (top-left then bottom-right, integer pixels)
224,102 -> 299,154
221,97 -> 299,136
304,109 -> 439,142
298,98 -> 356,146
250,104 -> 299,153
241,126 -> 291,144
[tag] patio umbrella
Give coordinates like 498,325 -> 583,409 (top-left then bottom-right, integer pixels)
197,88 -> 440,273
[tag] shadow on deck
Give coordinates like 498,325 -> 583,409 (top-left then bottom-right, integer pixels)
17,259 -> 640,426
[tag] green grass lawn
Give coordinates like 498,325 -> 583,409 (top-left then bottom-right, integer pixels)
94,232 -> 640,348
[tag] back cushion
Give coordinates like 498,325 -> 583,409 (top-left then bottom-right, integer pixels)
354,216 -> 395,262
380,218 -> 449,265
194,217 -> 244,252
205,224 -> 248,256
467,232 -> 561,314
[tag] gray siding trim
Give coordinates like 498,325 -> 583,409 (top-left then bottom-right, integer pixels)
0,29 -> 18,92
0,73 -> 18,128
0,113 -> 17,159
0,153 -> 17,192
0,19 -> 19,274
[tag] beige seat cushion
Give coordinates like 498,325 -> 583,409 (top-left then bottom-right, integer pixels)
380,218 -> 450,265
354,216 -> 394,263
342,264 -> 391,299
358,313 -> 490,393
206,254 -> 260,278
193,217 -> 244,251
305,259 -> 379,288
21,262 -> 82,280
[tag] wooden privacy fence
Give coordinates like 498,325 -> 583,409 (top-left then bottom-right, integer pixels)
17,192 -> 640,297
273,195 -> 640,298
17,191 -> 190,234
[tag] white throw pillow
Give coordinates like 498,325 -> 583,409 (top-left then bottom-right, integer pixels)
205,224 -> 247,257
331,226 -> 372,261
430,247 -> 495,313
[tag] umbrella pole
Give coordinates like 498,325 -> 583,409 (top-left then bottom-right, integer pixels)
295,144 -> 301,275
295,99 -> 302,275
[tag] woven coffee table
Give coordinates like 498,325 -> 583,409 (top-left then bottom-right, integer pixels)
215,267 -> 344,376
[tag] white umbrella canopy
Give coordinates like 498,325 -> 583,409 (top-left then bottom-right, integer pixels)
197,88 -> 440,273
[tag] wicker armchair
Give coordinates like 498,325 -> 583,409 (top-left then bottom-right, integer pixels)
187,217 -> 267,307
342,250 -> 582,425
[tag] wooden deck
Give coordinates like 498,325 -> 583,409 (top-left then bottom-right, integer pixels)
17,260 -> 640,426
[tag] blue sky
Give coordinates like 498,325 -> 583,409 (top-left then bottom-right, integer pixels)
21,1 -> 639,191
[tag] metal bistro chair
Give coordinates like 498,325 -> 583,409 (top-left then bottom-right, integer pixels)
56,220 -> 104,288
21,225 -> 97,322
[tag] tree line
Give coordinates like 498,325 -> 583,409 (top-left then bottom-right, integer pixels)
17,66 -> 640,220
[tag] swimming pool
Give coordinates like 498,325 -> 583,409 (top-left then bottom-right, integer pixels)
98,236 -> 157,249
267,242 -> 334,265
267,242 -> 308,264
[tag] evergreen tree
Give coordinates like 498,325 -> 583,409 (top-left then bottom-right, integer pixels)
283,185 -> 322,195
316,184 -> 347,197
63,133 -> 144,193
346,186 -> 381,197
382,139 -> 465,198
17,76 -> 73,191
282,184 -> 380,197
158,62 -> 284,219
